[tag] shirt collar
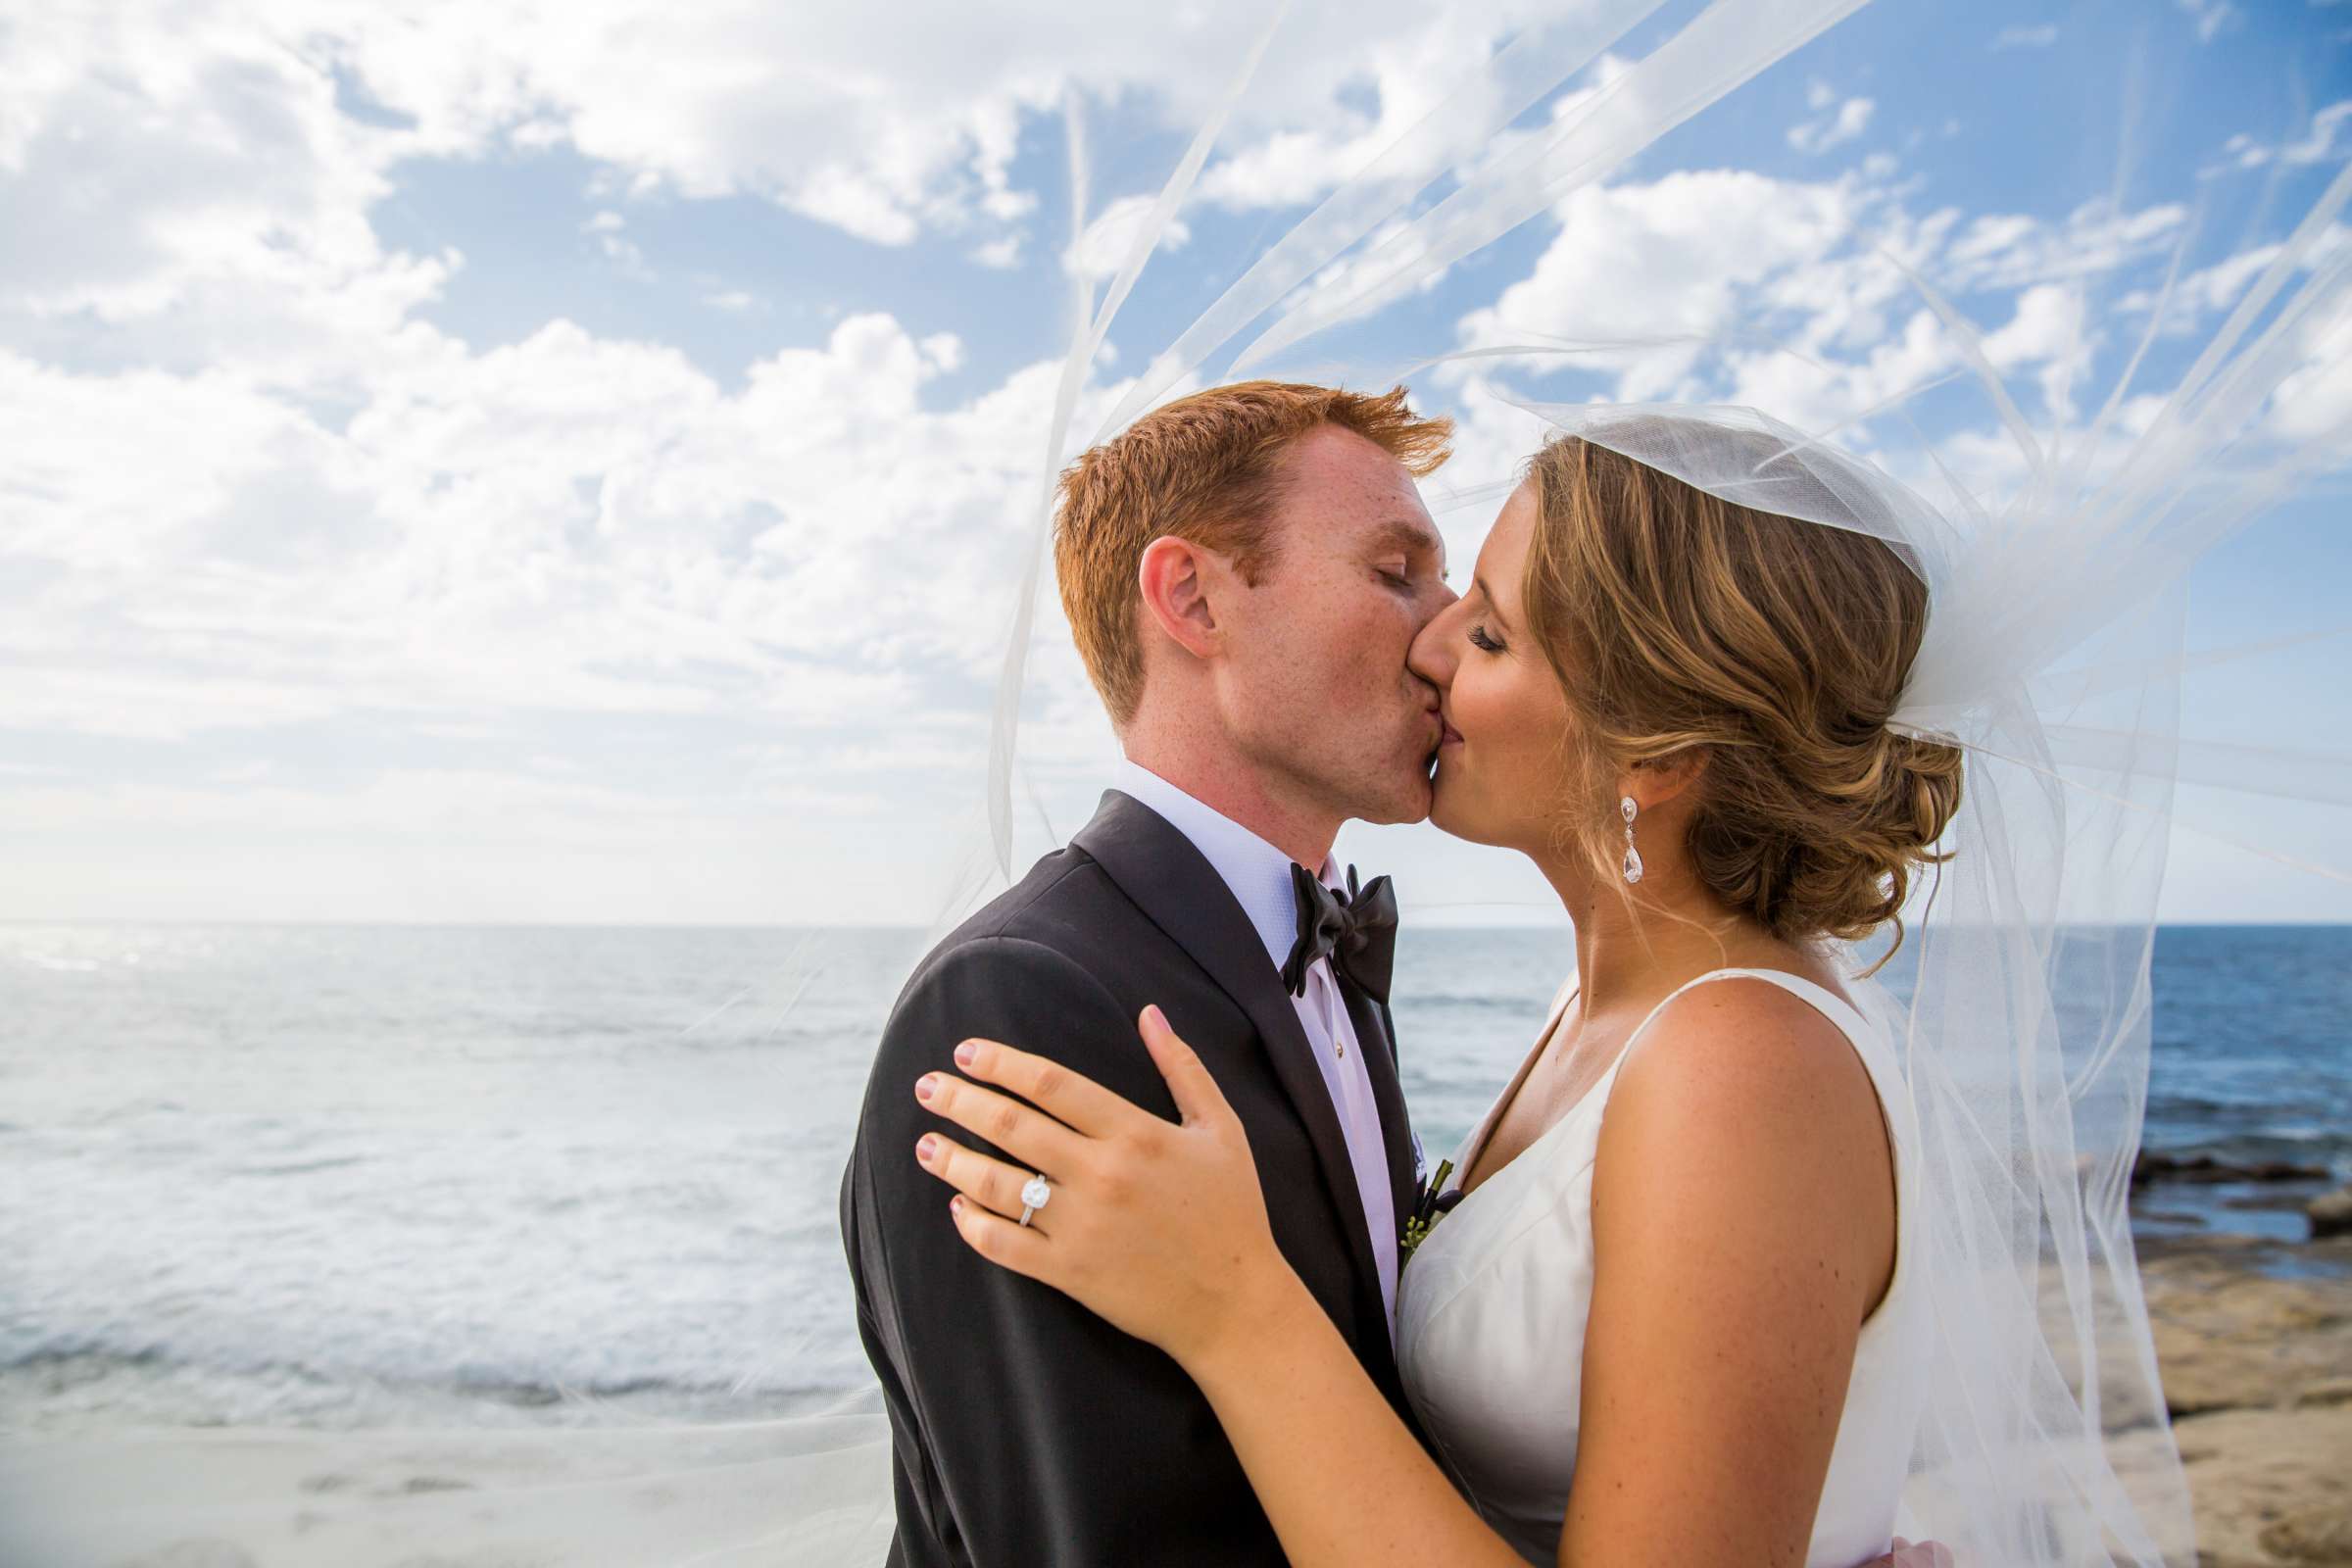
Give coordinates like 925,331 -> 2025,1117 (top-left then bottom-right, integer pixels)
1111,758 -> 1342,972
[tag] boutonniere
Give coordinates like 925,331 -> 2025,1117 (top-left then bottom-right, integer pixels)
1399,1158 -> 1464,1268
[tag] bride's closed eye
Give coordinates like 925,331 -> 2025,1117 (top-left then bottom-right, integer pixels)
1467,622 -> 1505,654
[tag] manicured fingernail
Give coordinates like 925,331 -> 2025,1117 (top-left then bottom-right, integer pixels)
916,1135 -> 937,1163
954,1040 -> 978,1067
950,1195 -> 964,1216
1144,1004 -> 1166,1031
915,1074 -> 936,1102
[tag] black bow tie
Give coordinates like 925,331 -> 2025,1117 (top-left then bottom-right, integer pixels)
1282,862 -> 1398,1005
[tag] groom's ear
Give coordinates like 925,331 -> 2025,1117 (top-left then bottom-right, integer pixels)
1137,534 -> 1227,661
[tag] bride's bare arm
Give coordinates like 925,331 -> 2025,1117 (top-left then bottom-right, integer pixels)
1565,979 -> 1898,1566
1186,1243 -> 1531,1565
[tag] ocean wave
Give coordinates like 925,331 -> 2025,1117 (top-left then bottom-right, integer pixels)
0,1343 -> 862,1407
0,1346 -> 863,1435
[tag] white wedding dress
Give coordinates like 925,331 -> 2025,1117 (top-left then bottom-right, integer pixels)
1396,968 -> 1927,1566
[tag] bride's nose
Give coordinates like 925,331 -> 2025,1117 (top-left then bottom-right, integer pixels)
1407,599 -> 1461,690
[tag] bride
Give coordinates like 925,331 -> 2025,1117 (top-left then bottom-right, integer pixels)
913,416 -> 1962,1566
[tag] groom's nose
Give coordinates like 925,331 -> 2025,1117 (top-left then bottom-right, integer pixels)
1419,578 -> 1460,625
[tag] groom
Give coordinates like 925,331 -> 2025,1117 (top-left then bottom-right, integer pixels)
841,380 -> 1456,1566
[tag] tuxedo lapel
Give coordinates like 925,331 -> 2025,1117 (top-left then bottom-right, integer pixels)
1072,791 -> 1387,1314
1338,977 -> 1418,1254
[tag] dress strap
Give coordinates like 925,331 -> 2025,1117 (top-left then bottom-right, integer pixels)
1622,965 -> 1875,1058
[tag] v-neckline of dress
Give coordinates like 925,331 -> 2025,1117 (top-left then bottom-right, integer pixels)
1450,978 -> 1584,1205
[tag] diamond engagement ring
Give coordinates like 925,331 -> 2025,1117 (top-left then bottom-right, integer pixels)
1018,1173 -> 1052,1227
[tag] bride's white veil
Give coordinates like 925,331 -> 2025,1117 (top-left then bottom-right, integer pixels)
1481,190 -> 2352,1555
10,2 -> 2347,1563
959,3 -> 2352,1559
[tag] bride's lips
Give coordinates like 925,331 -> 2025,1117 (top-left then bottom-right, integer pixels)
1438,715 -> 1464,748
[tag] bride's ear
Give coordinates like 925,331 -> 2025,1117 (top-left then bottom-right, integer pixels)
1623,747 -> 1708,813
1138,535 -> 1226,660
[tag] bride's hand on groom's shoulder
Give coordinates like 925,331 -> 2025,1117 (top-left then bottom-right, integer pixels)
911,1004 -> 1296,1367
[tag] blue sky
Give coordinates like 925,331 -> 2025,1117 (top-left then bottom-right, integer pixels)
2,0 -> 2348,926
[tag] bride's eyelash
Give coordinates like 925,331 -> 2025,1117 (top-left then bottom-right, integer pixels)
1468,623 -> 1505,654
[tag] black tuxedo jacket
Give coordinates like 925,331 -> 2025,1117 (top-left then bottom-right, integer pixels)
841,789 -> 1422,1566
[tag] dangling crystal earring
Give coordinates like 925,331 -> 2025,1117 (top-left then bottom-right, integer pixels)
1620,795 -> 1644,885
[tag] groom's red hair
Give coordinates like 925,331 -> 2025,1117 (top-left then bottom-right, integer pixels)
1054,380 -> 1451,728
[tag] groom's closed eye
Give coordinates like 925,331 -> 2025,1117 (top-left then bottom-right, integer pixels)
1366,518 -> 1446,587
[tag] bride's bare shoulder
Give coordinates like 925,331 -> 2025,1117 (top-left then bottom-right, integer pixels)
1601,973 -> 1887,1187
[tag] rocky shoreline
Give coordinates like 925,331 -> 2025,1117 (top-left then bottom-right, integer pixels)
2140,1226 -> 2352,1565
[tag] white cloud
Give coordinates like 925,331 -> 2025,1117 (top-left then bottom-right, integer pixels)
1981,282 -> 2082,368
293,2 -> 1060,247
2209,100 -> 2352,175
1940,197 -> 2188,291
2124,244 -> 2278,327
582,210 -> 652,279
0,311 -> 1106,750
1452,168 -> 1869,399
1284,213 -> 1463,330
970,235 -> 1025,270
1443,156 -> 2230,447
2178,0 -> 2240,42
1190,24 -> 1558,212
1788,90 -> 1876,156
302,0 -> 1581,249
1067,195 -> 1191,281
1982,282 -> 2093,420
1992,24 -> 2060,49
0,0 -> 1609,312
2115,223 -> 2352,332
0,5 -> 454,396
2265,295 -> 2352,442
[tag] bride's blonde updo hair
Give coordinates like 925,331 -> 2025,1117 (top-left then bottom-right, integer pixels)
1521,428 -> 1964,956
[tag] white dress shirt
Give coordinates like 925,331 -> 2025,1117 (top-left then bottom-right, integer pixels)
1111,760 -> 1400,1331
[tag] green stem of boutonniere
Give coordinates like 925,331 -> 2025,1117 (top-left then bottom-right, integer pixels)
1399,1157 -> 1456,1268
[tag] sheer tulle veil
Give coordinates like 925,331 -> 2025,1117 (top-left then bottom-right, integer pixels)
970,3 -> 2351,1560
8,1 -> 2346,1562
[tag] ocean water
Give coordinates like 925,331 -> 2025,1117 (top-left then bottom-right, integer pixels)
2,922 -> 2343,1434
